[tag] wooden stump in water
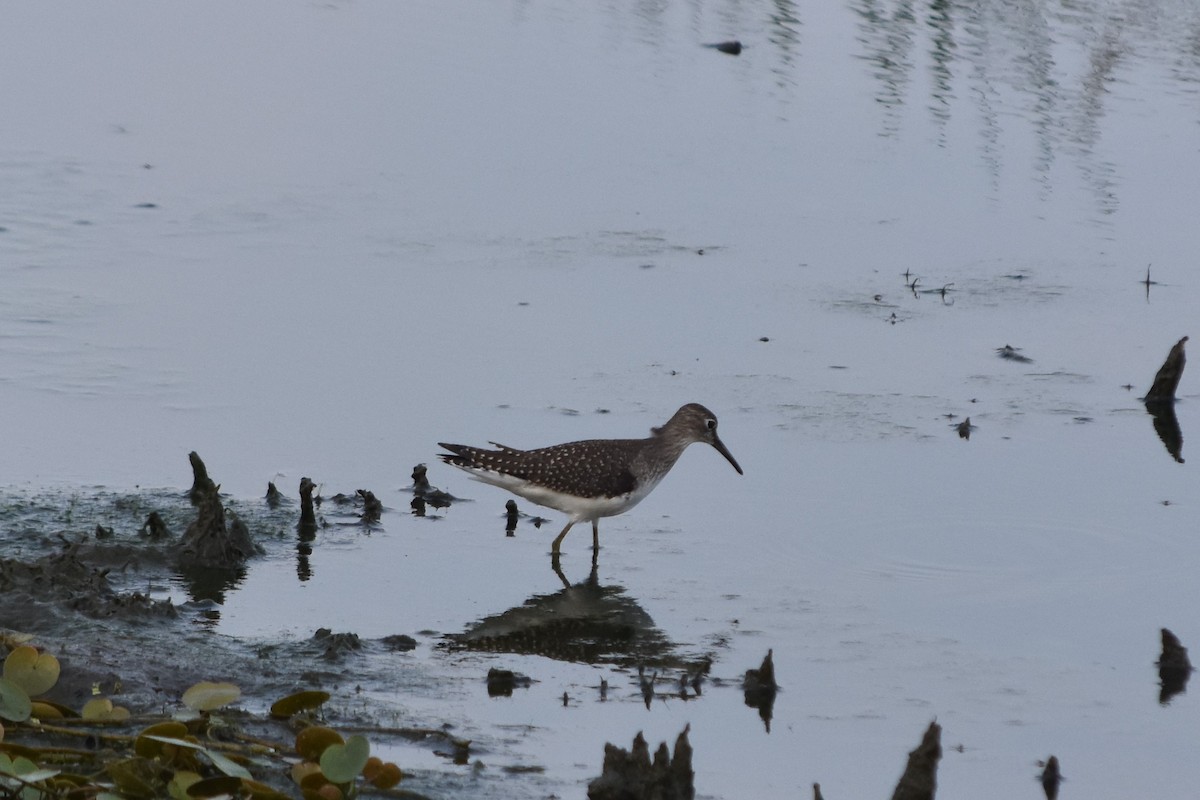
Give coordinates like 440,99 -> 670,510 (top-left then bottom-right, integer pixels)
890,720 -> 941,800
587,726 -> 694,800
1145,336 -> 1187,402
1157,627 -> 1193,704
188,451 -> 218,505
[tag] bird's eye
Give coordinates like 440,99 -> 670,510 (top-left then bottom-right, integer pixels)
706,418 -> 717,430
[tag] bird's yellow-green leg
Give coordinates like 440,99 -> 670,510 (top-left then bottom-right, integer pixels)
552,521 -> 575,554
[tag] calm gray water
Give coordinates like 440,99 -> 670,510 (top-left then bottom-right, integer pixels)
3,1 -> 1199,797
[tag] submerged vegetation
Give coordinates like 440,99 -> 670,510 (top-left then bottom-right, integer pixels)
0,639 -> 410,799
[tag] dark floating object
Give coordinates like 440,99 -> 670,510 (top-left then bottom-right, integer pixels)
997,344 -> 1033,363
890,719 -> 941,800
1039,755 -> 1062,800
1145,336 -> 1187,403
587,726 -> 693,800
265,481 -> 283,508
813,783 -> 825,800
1144,337 -> 1187,463
704,40 -> 743,55
956,417 -> 973,440
486,667 -> 531,697
743,649 -> 778,732
1157,627 -> 1193,704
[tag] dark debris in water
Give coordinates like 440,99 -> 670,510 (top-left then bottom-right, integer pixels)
997,344 -> 1033,363
487,667 -> 533,697
704,40 -> 743,55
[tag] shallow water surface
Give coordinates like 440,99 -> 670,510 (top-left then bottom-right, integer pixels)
2,1 -> 1199,797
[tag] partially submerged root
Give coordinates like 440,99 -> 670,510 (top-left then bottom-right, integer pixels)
588,726 -> 694,800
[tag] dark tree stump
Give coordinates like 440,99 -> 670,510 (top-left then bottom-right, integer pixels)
1145,336 -> 1187,402
890,720 -> 941,800
188,451 -> 218,506
587,726 -> 694,800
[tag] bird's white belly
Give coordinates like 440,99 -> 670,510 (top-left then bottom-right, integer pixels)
469,469 -> 661,521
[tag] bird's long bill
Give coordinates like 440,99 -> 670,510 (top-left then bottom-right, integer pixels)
711,436 -> 744,475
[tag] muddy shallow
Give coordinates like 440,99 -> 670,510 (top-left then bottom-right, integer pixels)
4,1 -> 1200,797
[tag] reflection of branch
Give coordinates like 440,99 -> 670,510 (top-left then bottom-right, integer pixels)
1145,400 -> 1184,464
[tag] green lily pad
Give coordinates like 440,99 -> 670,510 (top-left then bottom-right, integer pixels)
3,646 -> 60,697
181,682 -> 241,712
0,678 -> 31,722
269,690 -> 330,719
319,734 -> 369,784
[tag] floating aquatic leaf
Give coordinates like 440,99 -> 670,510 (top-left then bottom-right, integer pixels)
290,761 -> 321,786
183,774 -> 241,797
141,735 -> 252,779
297,768 -> 332,792
295,726 -> 342,761
135,722 -> 191,759
369,762 -> 403,789
3,646 -> 60,697
269,689 -> 330,719
107,756 -> 164,799
29,700 -> 75,719
0,678 -> 31,722
319,734 -> 369,784
181,681 -> 241,712
82,698 -> 131,721
167,769 -> 201,800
